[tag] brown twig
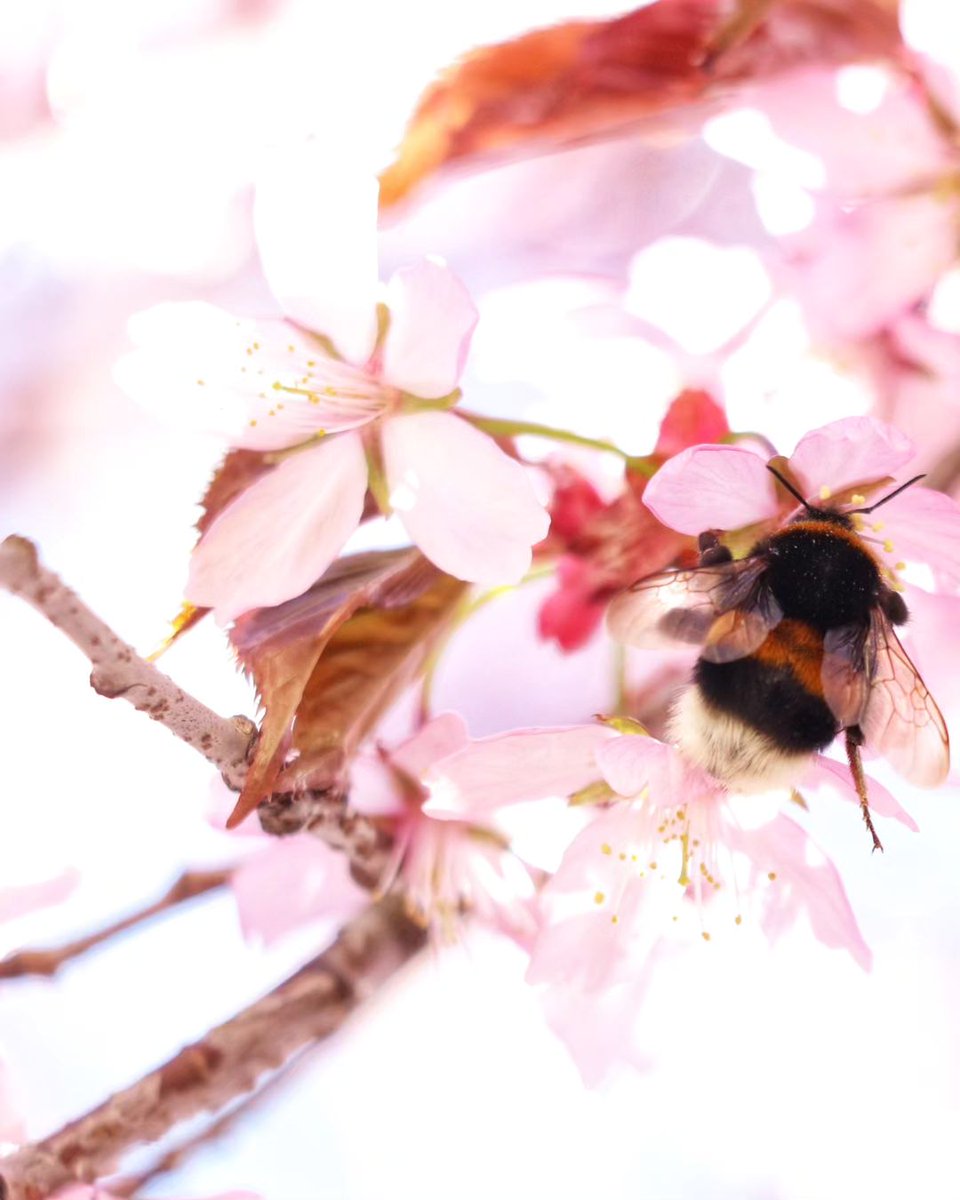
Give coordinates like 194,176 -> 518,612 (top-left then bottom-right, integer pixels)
0,536 -> 255,791
104,1057 -> 299,1198
0,870 -> 231,980
0,536 -> 394,885
0,896 -> 426,1200
257,788 -> 392,890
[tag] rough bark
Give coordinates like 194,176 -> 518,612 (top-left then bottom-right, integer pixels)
0,536 -> 254,790
0,897 -> 425,1200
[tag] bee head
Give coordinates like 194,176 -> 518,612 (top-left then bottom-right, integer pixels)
765,465 -> 924,526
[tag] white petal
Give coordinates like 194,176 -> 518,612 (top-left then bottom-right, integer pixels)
381,260 -> 478,397
382,411 -> 550,585
116,301 -> 378,450
188,432 -> 368,621
254,144 -> 380,365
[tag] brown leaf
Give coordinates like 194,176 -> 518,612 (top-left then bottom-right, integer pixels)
226,550 -> 465,827
379,0 -> 901,208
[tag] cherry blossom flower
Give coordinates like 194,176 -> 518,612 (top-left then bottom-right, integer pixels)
116,154 -> 548,622
538,391 -> 727,651
642,415 -> 960,591
427,723 -> 910,1081
220,715 -> 542,946
203,777 -> 366,948
356,713 -> 541,943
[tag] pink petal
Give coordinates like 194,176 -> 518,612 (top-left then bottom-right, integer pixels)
653,389 -> 729,459
424,724 -> 614,818
232,837 -> 364,947
116,303 -> 374,451
350,755 -> 405,818
0,869 -> 79,922
804,756 -> 919,831
381,260 -> 478,398
390,711 -> 470,779
187,432 -> 367,622
596,735 -> 675,798
783,194 -> 957,341
734,814 -> 871,971
642,444 -> 779,535
745,66 -> 952,196
382,411 -> 550,585
876,487 -> 960,587
539,969 -> 656,1087
254,147 -> 379,365
898,586 -> 960,717
788,416 -> 915,497
0,1060 -> 23,1145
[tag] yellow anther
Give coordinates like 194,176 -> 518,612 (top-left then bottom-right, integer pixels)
883,540 -> 895,553
601,843 -> 612,855
767,871 -> 777,881
611,915 -> 619,925
648,861 -> 657,870
735,915 -> 742,925
196,379 -> 205,386
618,852 -> 627,861
895,562 -> 906,572
819,485 -> 832,500
593,891 -> 605,905
702,931 -> 711,942
851,494 -> 866,506
872,521 -> 884,532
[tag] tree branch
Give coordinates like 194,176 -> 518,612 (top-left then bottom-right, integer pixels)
0,537 -> 255,791
257,788 -> 392,890
0,870 -> 231,980
0,896 -> 425,1200
0,537 -> 394,886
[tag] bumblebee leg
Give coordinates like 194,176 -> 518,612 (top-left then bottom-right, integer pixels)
698,530 -> 733,567
845,725 -> 883,853
878,586 -> 908,626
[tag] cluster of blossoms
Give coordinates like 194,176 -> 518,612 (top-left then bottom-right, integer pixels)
113,142 -> 960,1083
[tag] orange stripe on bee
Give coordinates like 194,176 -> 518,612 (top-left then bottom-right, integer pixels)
752,619 -> 825,697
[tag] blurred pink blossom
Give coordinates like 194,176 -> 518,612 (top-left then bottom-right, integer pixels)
0,868 -> 78,924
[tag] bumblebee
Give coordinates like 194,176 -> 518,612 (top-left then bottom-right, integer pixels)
608,468 -> 950,849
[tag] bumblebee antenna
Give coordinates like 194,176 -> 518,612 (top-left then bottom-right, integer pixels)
765,464 -> 812,510
848,474 -> 926,515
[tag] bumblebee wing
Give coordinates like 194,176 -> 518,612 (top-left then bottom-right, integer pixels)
822,623 -> 872,729
860,610 -> 950,787
607,556 -> 781,664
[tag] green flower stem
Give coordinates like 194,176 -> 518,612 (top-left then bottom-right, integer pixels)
463,413 -> 635,463
364,440 -> 392,515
